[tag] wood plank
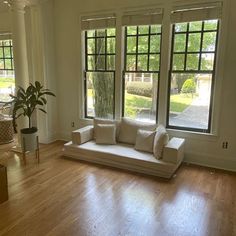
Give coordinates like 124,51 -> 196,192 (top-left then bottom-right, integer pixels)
0,140 -> 235,236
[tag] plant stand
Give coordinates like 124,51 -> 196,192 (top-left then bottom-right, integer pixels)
22,135 -> 40,164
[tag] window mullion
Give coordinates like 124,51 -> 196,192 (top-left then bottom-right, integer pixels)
135,26 -> 138,71
95,30 -> 97,70
184,23 -> 190,70
198,21 -> 205,70
105,30 -> 107,71
147,26 -> 151,71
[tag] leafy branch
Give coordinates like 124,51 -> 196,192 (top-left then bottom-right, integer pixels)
10,81 -> 55,129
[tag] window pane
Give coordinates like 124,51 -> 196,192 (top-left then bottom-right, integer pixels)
0,40 -> 15,102
3,40 -> 10,46
150,35 -> 160,53
107,28 -> 115,36
0,73 -> 15,102
173,54 -> 185,70
168,73 -> 212,130
87,38 -> 95,54
138,36 -> 148,53
189,21 -> 202,31
149,54 -> 159,71
96,55 -> 105,70
5,59 -> 12,69
96,29 -> 106,37
186,53 -> 199,70
0,59 -> 4,69
96,38 -> 105,54
127,26 -> 137,35
87,55 -> 95,70
174,34 -> 186,52
175,23 -> 187,32
87,30 -> 95,37
124,72 -> 158,123
202,32 -> 217,51
138,26 -> 149,34
107,38 -> 115,54
188,33 -> 201,52
201,53 -> 215,70
151,25 -> 161,34
126,55 -> 136,71
107,55 -> 115,70
204,20 -> 218,30
127,37 -> 136,53
86,72 -> 114,118
3,47 -> 11,58
138,55 -> 148,71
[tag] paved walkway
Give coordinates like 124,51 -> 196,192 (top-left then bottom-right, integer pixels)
137,96 -> 210,129
170,97 -> 209,129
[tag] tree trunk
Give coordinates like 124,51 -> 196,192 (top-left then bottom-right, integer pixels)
92,30 -> 114,118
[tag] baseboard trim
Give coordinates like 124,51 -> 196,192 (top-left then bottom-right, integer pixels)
184,151 -> 236,173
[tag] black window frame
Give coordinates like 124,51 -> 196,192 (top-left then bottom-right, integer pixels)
84,29 -> 116,119
167,20 -> 220,133
0,39 -> 14,71
122,25 -> 162,122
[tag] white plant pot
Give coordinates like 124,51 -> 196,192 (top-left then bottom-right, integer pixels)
21,127 -> 38,152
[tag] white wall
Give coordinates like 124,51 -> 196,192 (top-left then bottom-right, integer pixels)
36,0 -> 58,143
53,0 -> 236,171
0,3 -> 58,144
0,11 -> 11,32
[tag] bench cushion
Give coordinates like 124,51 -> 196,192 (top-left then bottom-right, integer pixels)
118,117 -> 156,145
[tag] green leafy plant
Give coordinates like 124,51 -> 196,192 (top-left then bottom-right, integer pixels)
10,81 -> 55,130
181,78 -> 196,94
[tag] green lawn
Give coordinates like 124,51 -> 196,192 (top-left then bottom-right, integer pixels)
125,92 -> 152,118
170,93 -> 194,113
86,89 -> 194,118
0,77 -> 15,88
125,92 -> 193,116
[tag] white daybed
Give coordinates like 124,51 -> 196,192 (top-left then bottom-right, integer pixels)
63,118 -> 185,179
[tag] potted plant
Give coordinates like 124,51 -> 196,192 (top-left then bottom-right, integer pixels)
10,81 -> 55,151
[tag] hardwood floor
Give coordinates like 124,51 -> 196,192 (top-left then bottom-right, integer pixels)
0,140 -> 235,236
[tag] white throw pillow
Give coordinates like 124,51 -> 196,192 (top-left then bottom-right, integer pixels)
94,118 -> 120,139
153,125 -> 169,159
135,129 -> 156,153
118,117 -> 156,145
95,124 -> 116,145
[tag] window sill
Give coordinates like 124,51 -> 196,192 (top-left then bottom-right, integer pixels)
167,128 -> 218,142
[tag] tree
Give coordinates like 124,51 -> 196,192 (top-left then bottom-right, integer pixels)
173,21 -> 217,71
181,78 -> 196,97
88,29 -> 115,118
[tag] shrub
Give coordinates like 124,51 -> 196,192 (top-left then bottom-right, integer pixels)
181,79 -> 196,94
126,82 -> 153,98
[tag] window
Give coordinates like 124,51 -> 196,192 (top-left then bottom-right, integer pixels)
167,5 -> 221,132
82,15 -> 116,118
0,37 -> 15,102
122,9 -> 163,123
81,4 -> 222,134
123,25 -> 161,122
